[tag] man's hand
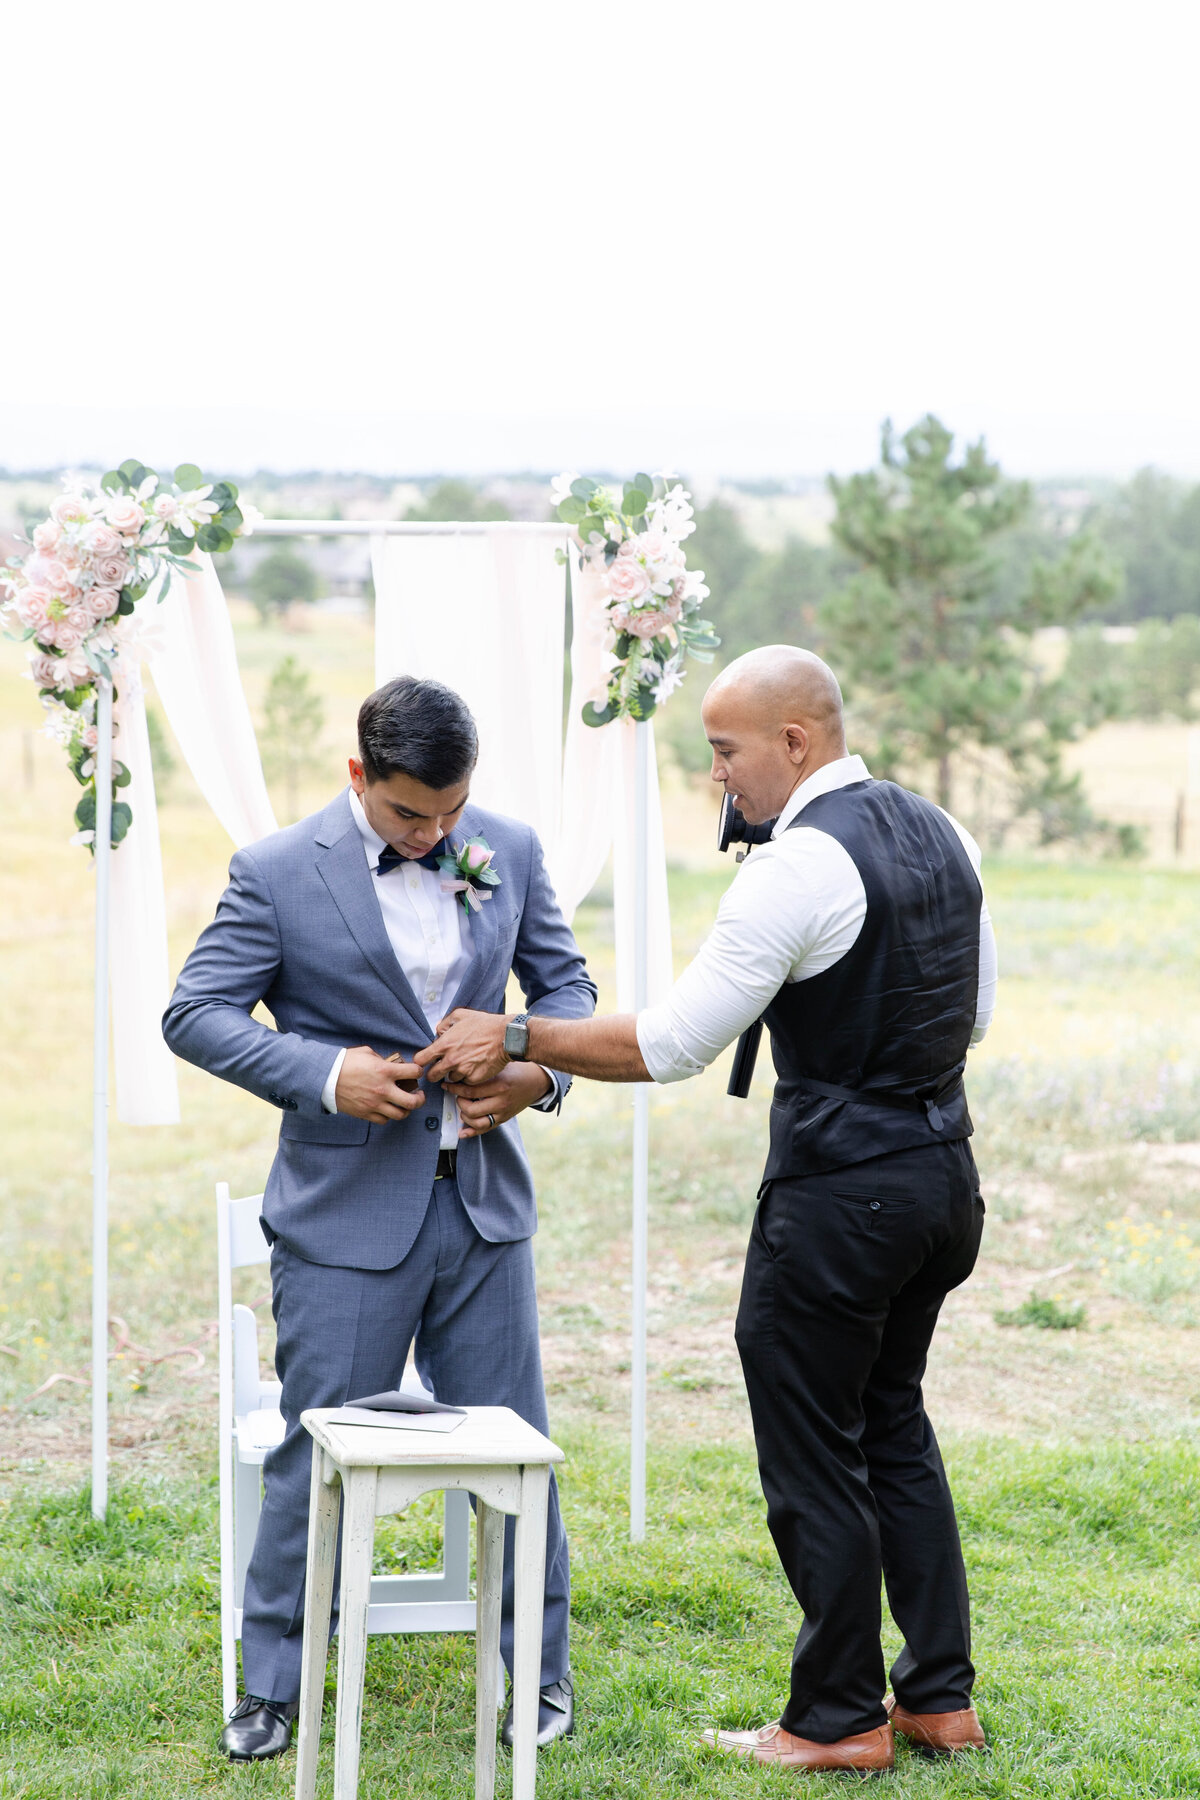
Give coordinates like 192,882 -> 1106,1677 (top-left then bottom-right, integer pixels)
334,1047 -> 428,1124
446,1063 -> 552,1139
415,1010 -> 510,1086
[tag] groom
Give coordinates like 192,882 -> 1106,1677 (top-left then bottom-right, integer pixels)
164,674 -> 596,1761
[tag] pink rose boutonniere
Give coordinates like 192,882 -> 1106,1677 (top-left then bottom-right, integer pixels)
438,836 -> 502,914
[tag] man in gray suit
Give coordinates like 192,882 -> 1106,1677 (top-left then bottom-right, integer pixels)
163,674 -> 597,1762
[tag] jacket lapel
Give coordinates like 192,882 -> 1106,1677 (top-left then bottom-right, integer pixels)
445,807 -> 502,1014
314,794 -> 433,1044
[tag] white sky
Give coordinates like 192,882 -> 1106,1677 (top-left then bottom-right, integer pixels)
3,0 -> 1198,479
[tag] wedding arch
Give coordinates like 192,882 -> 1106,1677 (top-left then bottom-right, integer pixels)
7,470 -> 716,1539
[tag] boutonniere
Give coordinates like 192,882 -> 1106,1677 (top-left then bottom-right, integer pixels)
438,836 -> 501,914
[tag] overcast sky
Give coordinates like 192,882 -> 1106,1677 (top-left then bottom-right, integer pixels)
4,1 -> 1198,479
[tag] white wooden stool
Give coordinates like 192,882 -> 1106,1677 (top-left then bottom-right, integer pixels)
294,1405 -> 565,1800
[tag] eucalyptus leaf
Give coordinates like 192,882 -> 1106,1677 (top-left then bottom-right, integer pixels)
119,459 -> 147,484
117,596 -> 135,615
113,762 -> 132,789
557,496 -> 587,525
569,477 -> 598,500
633,471 -> 654,497
101,470 -> 126,494
582,699 -> 616,728
110,802 -> 133,846
174,462 -> 203,490
75,791 -> 97,832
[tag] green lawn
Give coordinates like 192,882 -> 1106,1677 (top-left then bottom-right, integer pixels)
5,1438 -> 1200,1797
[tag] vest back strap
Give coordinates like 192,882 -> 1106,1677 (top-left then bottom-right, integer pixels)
792,1074 -> 964,1134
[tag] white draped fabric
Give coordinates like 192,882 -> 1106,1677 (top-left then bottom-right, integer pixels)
371,533 -> 673,1011
109,554 -> 277,1125
371,529 -> 568,850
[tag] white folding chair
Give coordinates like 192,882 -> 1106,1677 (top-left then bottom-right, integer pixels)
216,1181 -> 475,1717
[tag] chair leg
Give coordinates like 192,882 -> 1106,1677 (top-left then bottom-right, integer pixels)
511,1467 -> 550,1800
333,1470 -> 377,1800
474,1500 -> 504,1800
295,1453 -> 341,1800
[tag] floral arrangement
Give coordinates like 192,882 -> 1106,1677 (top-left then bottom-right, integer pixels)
438,836 -> 501,914
552,471 -> 719,725
1,460 -> 253,851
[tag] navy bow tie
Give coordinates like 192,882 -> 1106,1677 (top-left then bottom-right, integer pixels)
376,841 -> 448,877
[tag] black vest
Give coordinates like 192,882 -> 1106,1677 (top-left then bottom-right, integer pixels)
762,780 -> 982,1180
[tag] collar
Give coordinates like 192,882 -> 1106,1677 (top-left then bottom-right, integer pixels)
348,787 -> 390,870
770,754 -> 872,839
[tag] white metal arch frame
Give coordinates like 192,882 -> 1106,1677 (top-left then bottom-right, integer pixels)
90,516 -> 653,1543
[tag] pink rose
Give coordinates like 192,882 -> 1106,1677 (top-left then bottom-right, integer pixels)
15,586 -> 53,631
29,651 -> 63,689
105,495 -> 145,537
463,842 -> 494,873
25,555 -> 67,592
607,558 -> 651,605
82,725 -> 100,750
46,612 -> 89,651
86,522 -> 122,557
153,494 -> 180,523
94,553 -> 130,589
32,520 -> 63,552
613,598 -> 683,640
50,493 -> 89,526
85,586 -> 121,619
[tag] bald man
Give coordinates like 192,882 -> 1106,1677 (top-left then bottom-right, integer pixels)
417,647 -> 997,1774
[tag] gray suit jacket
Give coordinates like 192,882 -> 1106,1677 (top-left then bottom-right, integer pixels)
163,791 -> 597,1269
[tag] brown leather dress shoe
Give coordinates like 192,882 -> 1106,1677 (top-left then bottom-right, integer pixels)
702,1721 -> 894,1772
885,1693 -> 985,1754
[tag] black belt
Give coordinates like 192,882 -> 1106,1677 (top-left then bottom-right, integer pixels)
435,1148 -> 457,1179
793,1075 -> 963,1133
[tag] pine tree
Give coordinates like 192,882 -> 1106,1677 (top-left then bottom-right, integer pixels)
823,415 -> 1117,840
262,656 -> 325,823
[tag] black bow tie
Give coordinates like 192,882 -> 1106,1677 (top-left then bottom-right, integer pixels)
376,841 -> 448,877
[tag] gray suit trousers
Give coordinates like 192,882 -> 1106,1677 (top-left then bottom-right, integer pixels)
240,1174 -> 570,1701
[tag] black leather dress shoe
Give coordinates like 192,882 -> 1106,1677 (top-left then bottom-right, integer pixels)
219,1694 -> 299,1761
500,1671 -> 575,1748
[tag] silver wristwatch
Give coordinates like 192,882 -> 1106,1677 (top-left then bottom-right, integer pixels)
503,1012 -> 531,1061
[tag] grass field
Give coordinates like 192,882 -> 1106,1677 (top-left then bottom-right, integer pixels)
3,608 -> 1200,1793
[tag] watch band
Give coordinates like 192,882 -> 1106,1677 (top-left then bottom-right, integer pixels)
503,1012 -> 531,1061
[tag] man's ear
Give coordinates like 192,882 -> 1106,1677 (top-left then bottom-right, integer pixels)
348,756 -> 365,795
783,722 -> 810,764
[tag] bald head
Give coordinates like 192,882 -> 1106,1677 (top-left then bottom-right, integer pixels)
701,645 -> 847,824
708,646 -> 844,736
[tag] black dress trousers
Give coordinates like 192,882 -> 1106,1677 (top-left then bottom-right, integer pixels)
735,1137 -> 985,1744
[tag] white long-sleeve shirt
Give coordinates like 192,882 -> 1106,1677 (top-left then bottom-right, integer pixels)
320,790 -> 560,1142
636,755 -> 997,1086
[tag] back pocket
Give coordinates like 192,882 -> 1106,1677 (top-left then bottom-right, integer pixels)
832,1190 -> 916,1222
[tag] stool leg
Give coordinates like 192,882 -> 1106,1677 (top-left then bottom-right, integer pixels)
295,1451 -> 340,1800
511,1466 -> 550,1800
333,1471 -> 377,1800
474,1498 -> 504,1800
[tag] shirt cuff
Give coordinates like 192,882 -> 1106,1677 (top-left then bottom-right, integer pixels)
530,1066 -> 561,1111
321,1048 -> 348,1114
635,1007 -> 705,1085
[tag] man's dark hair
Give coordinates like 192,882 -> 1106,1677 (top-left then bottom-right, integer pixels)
357,675 -> 478,790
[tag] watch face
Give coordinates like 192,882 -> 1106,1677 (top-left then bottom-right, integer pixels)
504,1022 -> 530,1059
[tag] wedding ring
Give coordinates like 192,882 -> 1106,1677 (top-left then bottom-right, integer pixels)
487,1113 -> 496,1130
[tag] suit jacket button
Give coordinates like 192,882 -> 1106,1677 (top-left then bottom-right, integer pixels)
424,1115 -> 439,1131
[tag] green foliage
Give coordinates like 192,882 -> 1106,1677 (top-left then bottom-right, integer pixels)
822,414 -> 1120,841
995,1292 -> 1087,1330
1092,467 -> 1200,621
405,478 -> 510,523
144,706 -> 176,798
261,655 -> 325,823
1061,616 -> 1200,724
247,547 -> 320,623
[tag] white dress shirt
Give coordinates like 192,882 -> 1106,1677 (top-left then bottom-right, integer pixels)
635,755 -> 998,1085
321,791 -> 560,1139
